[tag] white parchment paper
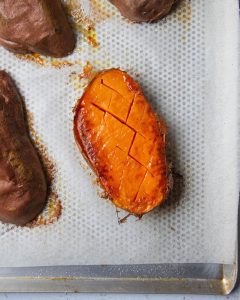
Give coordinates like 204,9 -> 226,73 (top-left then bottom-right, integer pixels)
0,0 -> 238,267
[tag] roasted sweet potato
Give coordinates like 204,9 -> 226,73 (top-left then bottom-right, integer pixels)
0,71 -> 47,225
109,0 -> 177,22
0,0 -> 75,57
74,69 -> 169,215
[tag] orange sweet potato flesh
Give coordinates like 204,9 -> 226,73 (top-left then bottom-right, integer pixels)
74,69 -> 169,215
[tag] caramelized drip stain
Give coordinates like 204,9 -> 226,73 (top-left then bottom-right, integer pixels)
89,0 -> 115,23
172,0 -> 192,43
174,0 -> 192,24
26,192 -> 62,228
69,61 -> 96,92
65,0 -> 100,48
97,190 -> 109,199
16,53 -> 82,68
79,61 -> 94,79
16,53 -> 46,66
25,111 -> 62,227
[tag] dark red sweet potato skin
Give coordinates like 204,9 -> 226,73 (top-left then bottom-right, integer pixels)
109,0 -> 177,22
0,0 -> 75,57
0,71 -> 47,225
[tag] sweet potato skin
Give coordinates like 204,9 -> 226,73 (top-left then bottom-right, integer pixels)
0,71 -> 47,225
109,0 -> 177,22
0,0 -> 75,57
74,69 -> 169,215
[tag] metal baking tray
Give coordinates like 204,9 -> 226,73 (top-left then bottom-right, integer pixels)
0,208 -> 239,294
0,261 -> 238,294
0,0 -> 239,295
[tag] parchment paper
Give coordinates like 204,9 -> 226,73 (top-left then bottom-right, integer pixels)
0,0 -> 238,267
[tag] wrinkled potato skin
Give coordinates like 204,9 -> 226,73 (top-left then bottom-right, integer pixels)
0,71 -> 47,225
0,0 -> 75,57
109,0 -> 177,22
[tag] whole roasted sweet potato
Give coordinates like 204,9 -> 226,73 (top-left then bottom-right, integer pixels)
74,69 -> 169,215
0,71 -> 47,225
0,0 -> 75,57
109,0 -> 177,22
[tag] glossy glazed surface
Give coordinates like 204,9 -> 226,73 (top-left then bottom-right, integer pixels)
74,69 -> 169,215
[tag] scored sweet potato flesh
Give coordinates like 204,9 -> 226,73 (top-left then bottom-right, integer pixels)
74,69 -> 169,215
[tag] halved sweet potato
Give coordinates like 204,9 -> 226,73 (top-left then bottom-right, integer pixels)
0,0 -> 75,57
74,69 -> 169,215
109,0 -> 178,23
0,71 -> 47,225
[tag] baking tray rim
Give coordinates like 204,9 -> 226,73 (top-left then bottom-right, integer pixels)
0,260 -> 237,295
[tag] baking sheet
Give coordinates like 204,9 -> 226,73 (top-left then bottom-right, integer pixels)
0,0 -> 238,267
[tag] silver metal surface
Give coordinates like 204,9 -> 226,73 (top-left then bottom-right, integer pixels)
0,262 -> 237,294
